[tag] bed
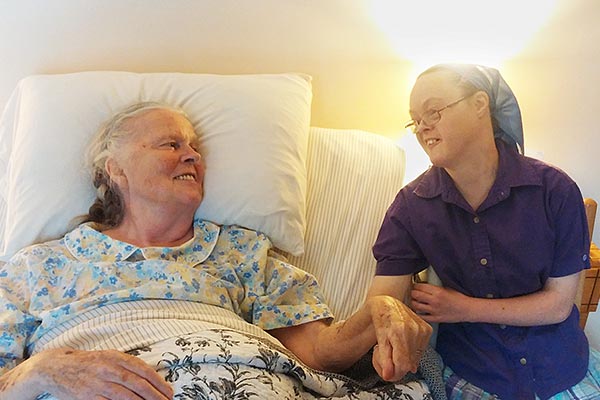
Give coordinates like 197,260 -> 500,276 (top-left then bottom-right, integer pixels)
0,72 -> 442,399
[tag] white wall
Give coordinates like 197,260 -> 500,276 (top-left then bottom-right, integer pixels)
1,0 -> 599,340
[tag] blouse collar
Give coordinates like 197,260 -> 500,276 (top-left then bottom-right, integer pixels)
63,218 -> 220,264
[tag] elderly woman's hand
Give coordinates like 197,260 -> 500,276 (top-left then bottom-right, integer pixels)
368,295 -> 432,382
0,348 -> 173,400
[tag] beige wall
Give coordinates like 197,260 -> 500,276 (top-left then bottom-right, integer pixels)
1,0 -> 600,340
0,0 -> 416,133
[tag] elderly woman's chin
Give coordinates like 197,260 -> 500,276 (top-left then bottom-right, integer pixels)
186,188 -> 204,209
171,183 -> 204,210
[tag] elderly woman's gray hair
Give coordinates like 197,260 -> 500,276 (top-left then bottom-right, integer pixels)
84,102 -> 189,228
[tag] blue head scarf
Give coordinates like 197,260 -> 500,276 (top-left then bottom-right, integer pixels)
422,64 -> 524,154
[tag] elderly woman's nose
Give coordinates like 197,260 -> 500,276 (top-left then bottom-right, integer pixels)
181,144 -> 202,163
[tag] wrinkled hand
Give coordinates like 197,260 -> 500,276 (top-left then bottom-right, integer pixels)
411,283 -> 470,323
16,348 -> 173,400
368,295 -> 432,382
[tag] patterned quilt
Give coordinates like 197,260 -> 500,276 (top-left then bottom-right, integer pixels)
129,329 -> 435,400
31,301 -> 444,400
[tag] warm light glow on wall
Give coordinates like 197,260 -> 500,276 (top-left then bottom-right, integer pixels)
368,0 -> 560,71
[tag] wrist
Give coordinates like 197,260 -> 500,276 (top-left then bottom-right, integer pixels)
0,359 -> 45,400
463,295 -> 483,323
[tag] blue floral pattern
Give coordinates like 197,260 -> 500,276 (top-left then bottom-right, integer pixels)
0,219 -> 332,374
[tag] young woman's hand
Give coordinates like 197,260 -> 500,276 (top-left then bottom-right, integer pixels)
411,283 -> 471,323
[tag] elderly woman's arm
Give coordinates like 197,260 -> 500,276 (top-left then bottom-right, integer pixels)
0,348 -> 174,400
269,294 -> 432,382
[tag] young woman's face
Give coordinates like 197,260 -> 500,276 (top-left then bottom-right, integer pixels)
108,108 -> 205,214
408,71 -> 482,169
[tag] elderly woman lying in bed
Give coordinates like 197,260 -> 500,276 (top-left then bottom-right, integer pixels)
0,103 -> 432,400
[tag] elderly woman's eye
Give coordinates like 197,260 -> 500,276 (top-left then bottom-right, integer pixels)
164,141 -> 179,149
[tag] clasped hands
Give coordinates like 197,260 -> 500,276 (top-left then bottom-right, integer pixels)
368,295 -> 433,382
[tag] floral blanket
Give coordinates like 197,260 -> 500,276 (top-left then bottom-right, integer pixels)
129,329 -> 435,400
31,300 -> 444,400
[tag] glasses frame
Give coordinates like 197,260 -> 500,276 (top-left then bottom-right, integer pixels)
405,94 -> 473,134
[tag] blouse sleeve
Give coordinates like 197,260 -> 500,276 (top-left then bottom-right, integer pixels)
0,250 -> 40,376
257,251 -> 333,330
231,229 -> 332,330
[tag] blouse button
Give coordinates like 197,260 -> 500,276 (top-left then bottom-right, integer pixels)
473,216 -> 480,224
499,324 -> 507,329
485,293 -> 494,298
520,357 -> 527,365
480,258 -> 488,266
583,254 -> 589,261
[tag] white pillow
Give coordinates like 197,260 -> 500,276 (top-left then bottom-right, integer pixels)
0,71 -> 312,261
287,127 -> 405,321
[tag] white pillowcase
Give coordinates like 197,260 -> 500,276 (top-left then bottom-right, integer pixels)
287,127 -> 405,321
0,71 -> 312,261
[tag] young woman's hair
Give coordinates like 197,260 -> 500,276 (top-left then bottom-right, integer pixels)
83,102 -> 189,228
419,64 -> 480,97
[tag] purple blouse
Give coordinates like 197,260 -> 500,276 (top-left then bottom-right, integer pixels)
373,140 -> 590,399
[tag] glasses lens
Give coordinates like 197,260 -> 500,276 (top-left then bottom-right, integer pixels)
422,110 -> 441,127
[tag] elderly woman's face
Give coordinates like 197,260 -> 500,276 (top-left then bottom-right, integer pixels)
409,71 -> 482,169
108,108 -> 205,213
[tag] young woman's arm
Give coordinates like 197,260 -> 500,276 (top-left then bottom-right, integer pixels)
411,272 -> 581,326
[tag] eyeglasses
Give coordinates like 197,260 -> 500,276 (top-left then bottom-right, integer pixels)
404,94 -> 472,134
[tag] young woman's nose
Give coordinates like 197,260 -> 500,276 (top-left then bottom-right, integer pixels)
414,121 -> 432,136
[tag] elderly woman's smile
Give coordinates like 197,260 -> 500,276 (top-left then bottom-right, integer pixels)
174,173 -> 197,181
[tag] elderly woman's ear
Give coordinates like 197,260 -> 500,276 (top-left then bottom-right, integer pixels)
105,157 -> 127,190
